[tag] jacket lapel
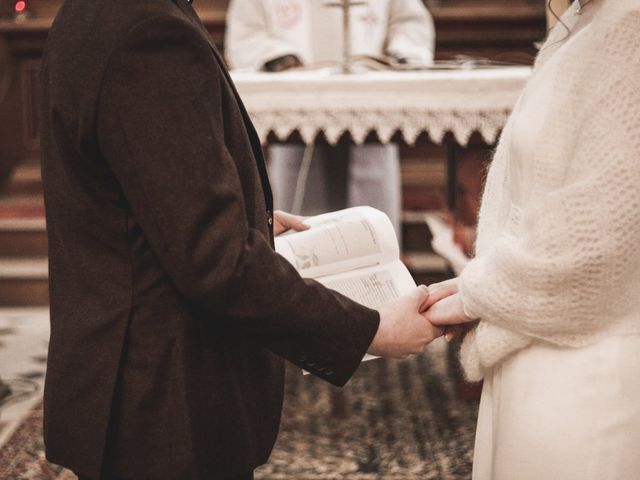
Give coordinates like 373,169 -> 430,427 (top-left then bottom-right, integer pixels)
171,0 -> 273,209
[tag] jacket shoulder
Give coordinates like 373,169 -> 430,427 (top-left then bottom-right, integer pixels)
47,0 -> 193,57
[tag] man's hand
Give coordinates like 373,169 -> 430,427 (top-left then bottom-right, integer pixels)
368,285 -> 444,359
273,210 -> 309,237
263,55 -> 304,72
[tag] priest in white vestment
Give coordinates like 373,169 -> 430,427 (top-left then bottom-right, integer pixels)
225,0 -> 435,235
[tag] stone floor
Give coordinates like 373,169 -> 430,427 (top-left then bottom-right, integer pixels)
0,308 -> 50,448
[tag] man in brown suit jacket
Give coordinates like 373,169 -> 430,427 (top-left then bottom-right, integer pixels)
39,0 -> 441,478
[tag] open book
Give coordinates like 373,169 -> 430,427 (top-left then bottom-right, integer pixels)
276,207 -> 416,363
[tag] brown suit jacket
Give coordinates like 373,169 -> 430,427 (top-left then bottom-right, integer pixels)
40,1 -> 379,478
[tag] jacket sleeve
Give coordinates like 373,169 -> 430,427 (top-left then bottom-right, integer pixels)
225,0 -> 303,70
95,14 -> 379,386
385,0 -> 435,64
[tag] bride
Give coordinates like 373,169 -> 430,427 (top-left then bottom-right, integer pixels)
425,0 -> 640,478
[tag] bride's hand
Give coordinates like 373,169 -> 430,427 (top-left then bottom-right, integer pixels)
425,293 -> 476,325
273,210 -> 309,236
423,279 -> 478,341
424,278 -> 460,309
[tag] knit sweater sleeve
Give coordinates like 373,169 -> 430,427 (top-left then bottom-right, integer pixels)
459,6 -> 640,378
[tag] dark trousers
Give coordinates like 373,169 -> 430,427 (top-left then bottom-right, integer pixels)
231,474 -> 254,480
77,472 -> 254,480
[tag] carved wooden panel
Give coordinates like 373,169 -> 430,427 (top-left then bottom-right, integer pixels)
0,37 -> 22,182
19,58 -> 38,157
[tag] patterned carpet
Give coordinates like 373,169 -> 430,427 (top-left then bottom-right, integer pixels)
258,346 -> 479,480
1,329 -> 480,480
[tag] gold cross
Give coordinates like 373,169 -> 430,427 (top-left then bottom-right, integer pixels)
324,0 -> 367,73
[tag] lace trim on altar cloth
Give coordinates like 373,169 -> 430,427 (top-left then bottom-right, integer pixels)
250,109 -> 512,146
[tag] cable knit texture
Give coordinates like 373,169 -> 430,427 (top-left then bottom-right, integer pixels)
459,0 -> 640,382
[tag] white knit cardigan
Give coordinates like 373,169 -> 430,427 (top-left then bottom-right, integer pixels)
459,0 -> 640,382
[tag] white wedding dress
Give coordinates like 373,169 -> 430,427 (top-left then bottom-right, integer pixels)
473,336 -> 640,480
472,2 -> 640,478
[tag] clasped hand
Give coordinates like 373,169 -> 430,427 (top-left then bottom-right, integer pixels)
272,212 -> 476,358
423,278 -> 478,342
368,278 -> 478,359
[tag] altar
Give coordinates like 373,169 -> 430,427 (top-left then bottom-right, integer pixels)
231,67 -> 531,147
232,67 -> 531,212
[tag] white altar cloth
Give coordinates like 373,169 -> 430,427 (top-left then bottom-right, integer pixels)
231,67 -> 531,146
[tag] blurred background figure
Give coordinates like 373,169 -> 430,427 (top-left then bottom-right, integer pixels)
225,0 -> 435,236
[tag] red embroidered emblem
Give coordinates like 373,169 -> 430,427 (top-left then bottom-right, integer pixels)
359,9 -> 380,26
275,0 -> 303,29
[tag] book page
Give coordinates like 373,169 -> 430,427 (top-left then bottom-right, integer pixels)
275,206 -> 399,279
318,259 -> 416,310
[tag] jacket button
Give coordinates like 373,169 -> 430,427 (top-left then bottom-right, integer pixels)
268,217 -> 273,226
325,369 -> 334,376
